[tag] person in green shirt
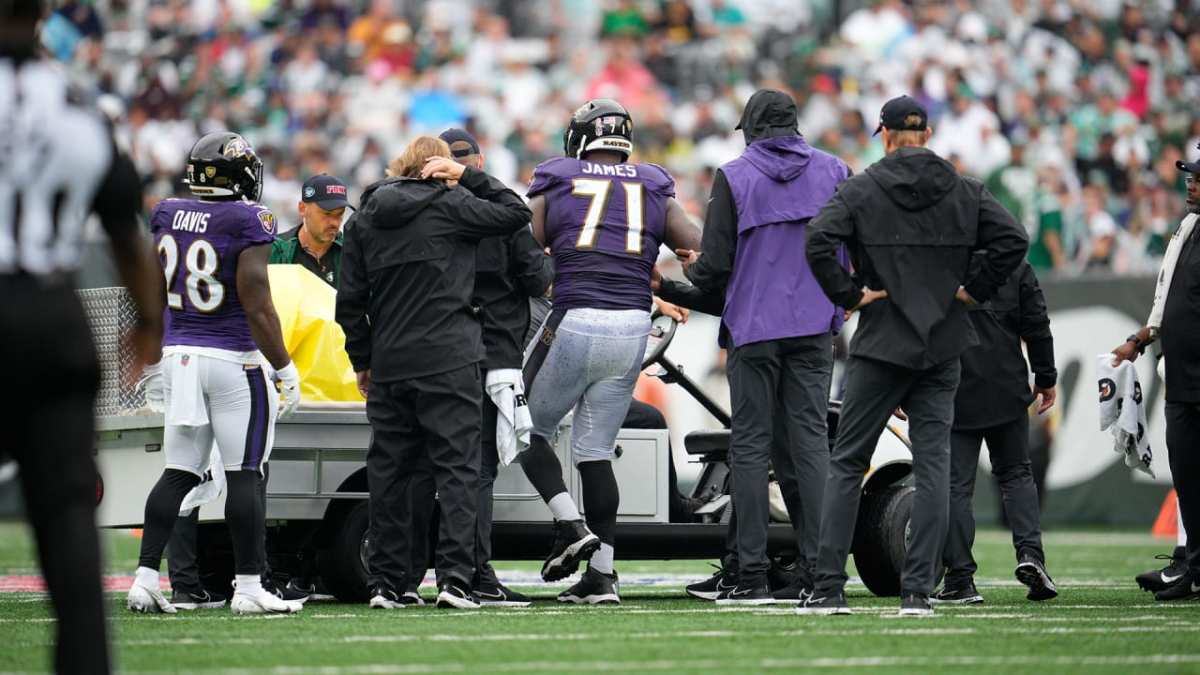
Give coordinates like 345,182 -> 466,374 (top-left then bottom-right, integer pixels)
269,174 -> 352,287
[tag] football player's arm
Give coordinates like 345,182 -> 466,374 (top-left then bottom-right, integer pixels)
685,169 -> 736,294
237,244 -> 291,371
806,191 -> 864,310
529,195 -> 547,247
509,226 -> 554,298
963,185 -> 1029,304
93,147 -> 163,368
335,220 -> 372,373
657,278 -> 725,316
452,167 -> 533,240
663,198 -> 702,252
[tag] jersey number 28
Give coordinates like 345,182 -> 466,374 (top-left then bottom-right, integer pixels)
157,234 -> 224,312
571,178 -> 645,255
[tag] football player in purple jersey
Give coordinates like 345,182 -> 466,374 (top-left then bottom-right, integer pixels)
127,132 -> 304,616
520,99 -> 701,604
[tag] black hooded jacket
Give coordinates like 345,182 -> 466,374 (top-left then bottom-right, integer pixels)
473,229 -> 554,370
336,167 -> 532,382
806,146 -> 1028,369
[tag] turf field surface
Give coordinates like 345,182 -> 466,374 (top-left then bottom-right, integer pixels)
0,524 -> 1197,674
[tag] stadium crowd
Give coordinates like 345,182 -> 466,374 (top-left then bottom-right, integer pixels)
50,0 -> 1200,277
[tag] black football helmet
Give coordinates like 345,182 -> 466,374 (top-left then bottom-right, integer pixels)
563,99 -> 634,161
184,131 -> 264,201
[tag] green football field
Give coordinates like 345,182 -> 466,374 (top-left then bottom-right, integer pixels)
0,523 -> 1197,674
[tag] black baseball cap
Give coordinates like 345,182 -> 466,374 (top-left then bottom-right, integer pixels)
1177,142 -> 1200,174
301,174 -> 353,211
873,95 -> 929,136
439,128 -> 481,159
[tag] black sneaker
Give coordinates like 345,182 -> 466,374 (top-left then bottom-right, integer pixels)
400,586 -> 425,606
715,575 -> 774,606
770,580 -> 812,605
685,564 -> 738,601
557,567 -> 620,605
898,593 -> 933,617
541,519 -> 601,582
1136,548 -> 1188,593
1015,554 -> 1058,601
368,583 -> 403,609
436,580 -> 481,609
263,576 -> 310,604
767,559 -> 799,592
796,589 -> 851,615
931,579 -> 983,605
476,581 -> 532,607
1154,573 -> 1200,602
170,587 -> 227,610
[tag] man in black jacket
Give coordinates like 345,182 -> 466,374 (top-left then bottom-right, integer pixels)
336,140 -> 531,610
934,258 -> 1058,605
801,96 -> 1028,617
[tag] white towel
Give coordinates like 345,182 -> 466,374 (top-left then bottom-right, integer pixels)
485,368 -> 532,467
1096,356 -> 1154,477
179,445 -> 226,515
164,352 -> 209,427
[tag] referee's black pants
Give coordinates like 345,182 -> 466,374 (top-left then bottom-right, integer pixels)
1,280 -> 109,674
366,364 -> 481,590
1166,402 -> 1200,576
943,414 -> 1045,584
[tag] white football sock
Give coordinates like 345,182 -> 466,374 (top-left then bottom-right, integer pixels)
589,543 -> 614,574
235,574 -> 263,594
547,492 -> 582,522
135,566 -> 160,590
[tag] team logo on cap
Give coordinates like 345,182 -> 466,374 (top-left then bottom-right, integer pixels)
304,186 -> 316,198
326,185 -> 347,196
257,210 -> 276,234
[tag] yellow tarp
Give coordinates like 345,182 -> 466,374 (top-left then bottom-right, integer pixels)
268,265 -> 364,403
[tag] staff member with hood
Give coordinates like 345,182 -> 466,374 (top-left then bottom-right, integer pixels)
802,96 -> 1027,617
336,136 -> 531,610
675,89 -> 851,604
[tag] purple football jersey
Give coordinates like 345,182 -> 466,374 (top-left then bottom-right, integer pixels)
528,157 -> 673,311
150,198 -> 276,352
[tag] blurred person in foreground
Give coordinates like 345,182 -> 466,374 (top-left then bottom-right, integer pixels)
1,1 -> 161,669
1111,144 -> 1200,602
802,96 -> 1027,617
336,136 -> 531,610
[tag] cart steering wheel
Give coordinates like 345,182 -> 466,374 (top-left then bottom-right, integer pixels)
640,310 -> 678,370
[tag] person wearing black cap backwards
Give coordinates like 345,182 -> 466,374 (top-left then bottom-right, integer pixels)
1111,143 -> 1200,602
268,174 -> 354,287
670,89 -> 852,605
801,95 -> 1027,617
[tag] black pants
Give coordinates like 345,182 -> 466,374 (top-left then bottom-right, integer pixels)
167,463 -> 271,593
726,333 -> 833,578
1166,402 -> 1200,575
474,391 -> 501,587
943,414 -> 1045,583
1,281 -> 108,674
366,364 -> 481,589
815,356 -> 960,596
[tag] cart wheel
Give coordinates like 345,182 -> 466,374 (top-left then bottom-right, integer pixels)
316,500 -> 371,602
851,483 -> 913,597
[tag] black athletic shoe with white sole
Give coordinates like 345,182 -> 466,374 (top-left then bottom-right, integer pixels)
476,581 -> 532,607
436,580 -> 481,609
1136,548 -> 1188,593
771,580 -> 813,604
264,577 -> 310,604
898,593 -> 933,617
685,564 -> 738,601
1154,573 -> 1200,602
1015,554 -> 1058,601
796,590 -> 851,615
931,580 -> 983,605
541,519 -> 601,582
368,584 -> 403,609
557,567 -> 620,605
716,576 -> 774,606
170,587 -> 227,610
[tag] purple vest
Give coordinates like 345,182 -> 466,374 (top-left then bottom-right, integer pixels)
528,157 -> 673,311
719,136 -> 849,347
150,198 -> 276,352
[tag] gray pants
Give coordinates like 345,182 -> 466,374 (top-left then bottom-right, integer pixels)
944,415 -> 1045,584
727,333 -> 832,578
814,356 -> 960,596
